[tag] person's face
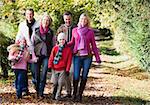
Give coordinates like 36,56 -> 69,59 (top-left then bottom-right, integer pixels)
20,39 -> 26,45
59,39 -> 66,46
25,10 -> 34,23
79,16 -> 88,27
42,16 -> 50,28
63,15 -> 72,27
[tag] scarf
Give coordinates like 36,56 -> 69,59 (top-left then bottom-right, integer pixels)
77,26 -> 89,50
40,24 -> 49,36
26,18 -> 35,38
53,45 -> 65,64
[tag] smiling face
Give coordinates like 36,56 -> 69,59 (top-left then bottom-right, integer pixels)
79,16 -> 88,27
58,38 -> 66,46
41,16 -> 50,28
63,15 -> 72,27
57,33 -> 66,46
25,10 -> 34,23
20,38 -> 26,46
78,13 -> 90,27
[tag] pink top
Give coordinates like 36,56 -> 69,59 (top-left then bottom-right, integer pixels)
68,27 -> 101,63
8,48 -> 33,70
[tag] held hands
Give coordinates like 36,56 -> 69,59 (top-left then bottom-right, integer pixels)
32,57 -> 38,62
65,71 -> 70,76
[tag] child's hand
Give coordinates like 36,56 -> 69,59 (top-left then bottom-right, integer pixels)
32,57 -> 38,62
65,71 -> 70,76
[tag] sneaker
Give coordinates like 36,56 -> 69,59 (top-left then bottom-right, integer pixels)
51,94 -> 56,100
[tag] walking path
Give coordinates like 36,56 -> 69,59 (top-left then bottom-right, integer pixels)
0,54 -> 150,105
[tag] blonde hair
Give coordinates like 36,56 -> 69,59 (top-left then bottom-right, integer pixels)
41,13 -> 53,26
78,13 -> 90,27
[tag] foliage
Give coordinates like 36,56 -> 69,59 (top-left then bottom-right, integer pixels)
101,47 -> 120,56
0,31 -> 12,77
93,0 -> 150,71
0,0 -> 95,33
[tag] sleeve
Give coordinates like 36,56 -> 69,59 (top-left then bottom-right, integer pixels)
48,47 -> 56,69
52,35 -> 57,47
8,51 -> 17,61
90,30 -> 101,63
15,23 -> 23,43
66,48 -> 72,72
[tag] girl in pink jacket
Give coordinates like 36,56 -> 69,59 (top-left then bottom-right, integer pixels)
7,38 -> 35,99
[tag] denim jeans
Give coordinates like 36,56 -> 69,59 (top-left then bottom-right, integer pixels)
73,56 -> 92,80
35,56 -> 48,96
29,63 -> 36,86
14,69 -> 28,98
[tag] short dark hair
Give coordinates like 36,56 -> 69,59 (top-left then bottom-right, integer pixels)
26,8 -> 34,15
63,11 -> 72,16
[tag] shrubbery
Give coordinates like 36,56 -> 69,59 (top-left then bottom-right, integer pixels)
92,0 -> 150,71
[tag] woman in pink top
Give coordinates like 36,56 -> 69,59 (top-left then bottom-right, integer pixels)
8,38 -> 34,99
68,13 -> 101,102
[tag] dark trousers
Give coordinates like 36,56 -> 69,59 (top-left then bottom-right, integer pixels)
14,69 -> 28,98
34,56 -> 48,96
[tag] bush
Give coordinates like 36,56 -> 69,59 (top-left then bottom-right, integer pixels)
94,0 -> 150,71
0,31 -> 12,78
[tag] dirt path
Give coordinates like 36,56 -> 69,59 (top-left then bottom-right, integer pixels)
0,55 -> 150,105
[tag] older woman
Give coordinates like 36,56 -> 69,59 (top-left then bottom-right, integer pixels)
32,13 -> 55,98
68,13 -> 101,102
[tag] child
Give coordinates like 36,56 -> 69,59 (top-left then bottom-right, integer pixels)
7,38 -> 35,99
48,32 -> 72,100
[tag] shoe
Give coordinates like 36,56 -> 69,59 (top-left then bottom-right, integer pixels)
63,94 -> 72,98
39,95 -> 44,99
22,91 -> 30,96
17,96 -> 22,99
55,96 -> 62,101
51,94 -> 56,100
76,95 -> 82,102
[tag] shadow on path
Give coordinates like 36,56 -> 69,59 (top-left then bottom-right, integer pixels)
0,92 -> 149,105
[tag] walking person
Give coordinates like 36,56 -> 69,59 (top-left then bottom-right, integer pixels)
68,13 -> 101,102
57,11 -> 76,98
15,8 -> 39,90
7,38 -> 35,99
48,32 -> 72,100
32,13 -> 55,98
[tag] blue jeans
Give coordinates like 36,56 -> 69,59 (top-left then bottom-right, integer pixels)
73,56 -> 92,81
14,69 -> 28,98
35,56 -> 48,96
29,63 -> 36,86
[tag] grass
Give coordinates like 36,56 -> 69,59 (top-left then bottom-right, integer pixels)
100,47 -> 120,56
97,39 -> 120,56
